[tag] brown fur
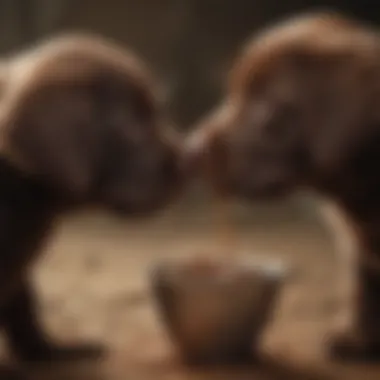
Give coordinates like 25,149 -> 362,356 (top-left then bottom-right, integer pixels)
0,33 -> 184,375
189,11 -> 380,362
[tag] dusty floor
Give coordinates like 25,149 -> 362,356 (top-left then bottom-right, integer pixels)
13,198 -> 380,380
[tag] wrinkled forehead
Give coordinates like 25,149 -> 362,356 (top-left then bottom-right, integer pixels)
4,34 -> 163,114
228,12 -> 376,97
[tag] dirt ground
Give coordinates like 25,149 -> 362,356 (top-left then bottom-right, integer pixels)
14,197 -> 380,380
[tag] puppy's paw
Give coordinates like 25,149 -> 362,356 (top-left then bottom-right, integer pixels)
0,365 -> 26,380
328,329 -> 380,362
19,342 -> 106,364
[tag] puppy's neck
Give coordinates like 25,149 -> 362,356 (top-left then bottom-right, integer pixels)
320,196 -> 380,273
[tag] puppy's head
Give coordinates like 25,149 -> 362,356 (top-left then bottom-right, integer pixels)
0,34 -> 183,215
188,12 -> 380,199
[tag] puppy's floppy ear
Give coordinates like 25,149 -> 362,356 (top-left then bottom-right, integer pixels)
311,100 -> 374,172
288,47 -> 380,172
1,83 -> 100,197
310,65 -> 380,172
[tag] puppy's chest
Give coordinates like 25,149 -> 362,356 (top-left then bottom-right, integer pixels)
319,200 -> 358,261
320,199 -> 380,270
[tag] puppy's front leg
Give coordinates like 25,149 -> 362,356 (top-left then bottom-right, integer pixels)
2,279 -> 105,363
330,258 -> 380,362
321,202 -> 380,361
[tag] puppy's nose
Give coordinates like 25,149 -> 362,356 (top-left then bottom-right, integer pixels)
183,127 -> 229,183
183,127 -> 212,178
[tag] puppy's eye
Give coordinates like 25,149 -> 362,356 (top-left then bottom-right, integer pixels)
122,118 -> 151,146
106,99 -> 154,143
261,101 -> 298,143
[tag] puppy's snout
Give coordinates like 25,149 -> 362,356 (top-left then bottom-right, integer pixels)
183,128 -> 213,177
183,102 -> 236,179
183,127 -> 229,186
206,134 -> 230,181
162,144 -> 183,185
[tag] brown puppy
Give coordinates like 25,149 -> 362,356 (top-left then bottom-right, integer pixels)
188,12 -> 380,362
0,33 -> 183,372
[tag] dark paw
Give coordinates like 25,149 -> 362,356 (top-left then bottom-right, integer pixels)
328,330 -> 380,362
19,342 -> 106,364
0,366 -> 26,380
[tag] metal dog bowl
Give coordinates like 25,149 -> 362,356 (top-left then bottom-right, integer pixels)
150,256 -> 288,366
